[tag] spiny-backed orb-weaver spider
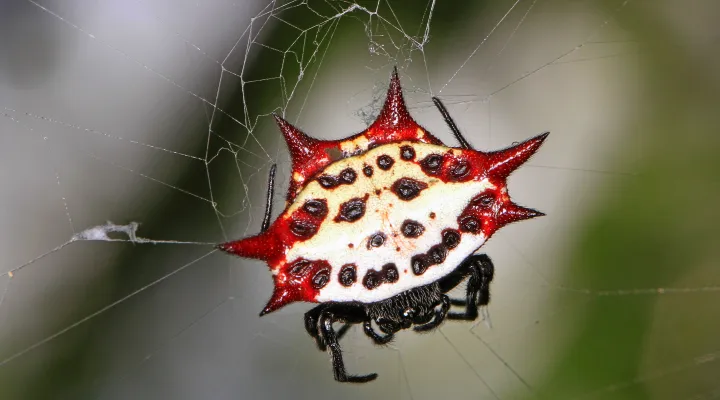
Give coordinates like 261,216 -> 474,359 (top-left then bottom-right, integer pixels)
218,68 -> 548,382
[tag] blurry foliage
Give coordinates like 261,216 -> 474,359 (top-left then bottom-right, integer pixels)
537,1 -> 720,399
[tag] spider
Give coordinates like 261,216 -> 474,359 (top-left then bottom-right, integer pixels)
218,68 -> 548,383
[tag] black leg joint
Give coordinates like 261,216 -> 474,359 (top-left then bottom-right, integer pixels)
363,320 -> 394,345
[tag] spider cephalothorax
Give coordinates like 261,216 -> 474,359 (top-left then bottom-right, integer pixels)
218,68 -> 548,382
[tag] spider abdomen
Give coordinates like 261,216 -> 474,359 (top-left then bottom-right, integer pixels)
285,142 -> 495,304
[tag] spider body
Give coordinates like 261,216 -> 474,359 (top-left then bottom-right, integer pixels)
218,68 -> 547,382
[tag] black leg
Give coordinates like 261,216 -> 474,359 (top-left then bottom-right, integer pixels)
438,255 -> 476,294
432,97 -> 472,149
439,254 -> 494,321
413,295 -> 451,332
448,273 -> 480,320
319,310 -> 378,383
475,255 -> 494,308
260,164 -> 277,232
362,320 -> 394,345
305,305 -> 362,352
304,304 -> 327,351
336,323 -> 353,342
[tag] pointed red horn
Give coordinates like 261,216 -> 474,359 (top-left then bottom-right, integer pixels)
273,113 -> 321,167
487,131 -> 549,180
497,202 -> 545,227
216,232 -> 282,263
369,66 -> 414,131
259,286 -> 301,316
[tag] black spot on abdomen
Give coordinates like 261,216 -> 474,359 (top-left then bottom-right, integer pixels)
363,269 -> 383,289
449,160 -> 470,180
339,168 -> 357,184
428,244 -> 448,265
334,195 -> 368,223
420,154 -> 443,175
289,220 -> 318,239
391,177 -> 428,201
442,229 -> 461,249
363,164 -> 373,177
376,154 -> 395,170
382,263 -> 399,283
400,145 -> 415,160
339,264 -> 357,287
317,175 -> 339,189
401,220 -> 425,238
411,254 -> 429,275
459,215 -> 481,233
303,199 -> 328,217
311,267 -> 331,289
367,232 -> 386,248
289,259 -> 313,278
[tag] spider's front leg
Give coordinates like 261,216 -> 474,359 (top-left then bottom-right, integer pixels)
439,254 -> 495,321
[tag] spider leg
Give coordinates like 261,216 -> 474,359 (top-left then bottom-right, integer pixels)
448,273 -> 481,320
432,97 -> 472,149
304,304 -> 327,351
362,320 -> 394,345
441,254 -> 494,321
318,307 -> 378,383
476,255 -> 494,308
413,295 -> 451,332
306,306 -> 356,351
336,323 -> 353,342
438,254 -> 480,293
450,298 -> 469,306
260,164 -> 277,233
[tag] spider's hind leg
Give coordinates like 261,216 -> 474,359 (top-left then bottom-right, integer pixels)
305,303 -> 377,383
439,254 -> 495,321
321,305 -> 377,383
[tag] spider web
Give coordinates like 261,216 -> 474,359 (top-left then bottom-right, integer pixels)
1,0 -> 719,399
